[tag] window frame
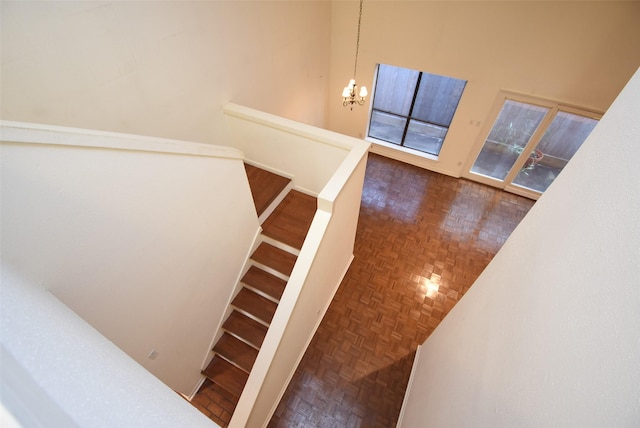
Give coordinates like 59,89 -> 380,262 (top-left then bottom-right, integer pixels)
366,64 -> 467,158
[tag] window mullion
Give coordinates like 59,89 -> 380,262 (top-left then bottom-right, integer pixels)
400,72 -> 422,146
368,64 -> 466,156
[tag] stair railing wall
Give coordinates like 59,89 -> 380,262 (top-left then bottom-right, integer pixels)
222,105 -> 370,428
0,121 -> 261,398
224,103 -> 355,195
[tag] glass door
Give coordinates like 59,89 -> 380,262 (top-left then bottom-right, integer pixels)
510,109 -> 599,193
470,100 -> 549,181
467,94 -> 600,199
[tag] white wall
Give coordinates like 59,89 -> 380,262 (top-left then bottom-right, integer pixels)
0,1 -> 331,142
224,103 -> 351,196
1,266 -> 217,428
1,124 -> 260,396
398,68 -> 640,427
328,1 -> 640,177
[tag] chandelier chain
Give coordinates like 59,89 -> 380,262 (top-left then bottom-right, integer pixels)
353,0 -> 363,79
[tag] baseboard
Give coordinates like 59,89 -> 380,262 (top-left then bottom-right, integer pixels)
369,141 -> 459,178
243,159 -> 295,181
396,344 -> 422,427
258,182 -> 295,225
193,225 -> 263,400
184,377 -> 206,402
292,185 -> 318,198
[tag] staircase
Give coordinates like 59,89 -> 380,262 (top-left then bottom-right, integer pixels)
192,163 -> 317,427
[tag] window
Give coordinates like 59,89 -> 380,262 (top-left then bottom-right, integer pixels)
368,64 -> 467,156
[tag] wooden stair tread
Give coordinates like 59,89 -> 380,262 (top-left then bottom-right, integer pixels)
213,332 -> 258,373
223,310 -> 268,348
232,288 -> 278,324
244,163 -> 291,217
251,242 -> 297,277
202,355 -> 248,398
262,190 -> 317,250
241,266 -> 287,301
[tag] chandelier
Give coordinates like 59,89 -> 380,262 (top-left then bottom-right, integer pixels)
342,0 -> 367,109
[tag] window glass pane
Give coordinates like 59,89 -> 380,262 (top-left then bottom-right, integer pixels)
404,120 -> 447,155
368,110 -> 407,145
368,64 -> 466,157
412,73 -> 466,127
372,64 -> 419,116
471,100 -> 548,181
513,111 -> 598,192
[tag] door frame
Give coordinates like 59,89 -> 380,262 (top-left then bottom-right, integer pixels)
462,90 -> 602,200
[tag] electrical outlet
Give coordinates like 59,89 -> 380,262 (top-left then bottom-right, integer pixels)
148,349 -> 159,360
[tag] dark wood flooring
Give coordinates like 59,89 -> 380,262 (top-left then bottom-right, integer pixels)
262,190 -> 317,250
190,176 -> 317,427
268,153 -> 534,427
244,163 -> 291,217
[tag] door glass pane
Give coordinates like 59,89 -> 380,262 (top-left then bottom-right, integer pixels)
513,111 -> 598,192
471,100 -> 548,181
372,64 -> 419,116
404,119 -> 447,155
368,111 -> 407,144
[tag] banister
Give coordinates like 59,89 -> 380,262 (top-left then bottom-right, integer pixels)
1,121 -> 244,160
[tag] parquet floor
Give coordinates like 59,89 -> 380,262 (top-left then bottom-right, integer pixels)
268,153 -> 534,427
